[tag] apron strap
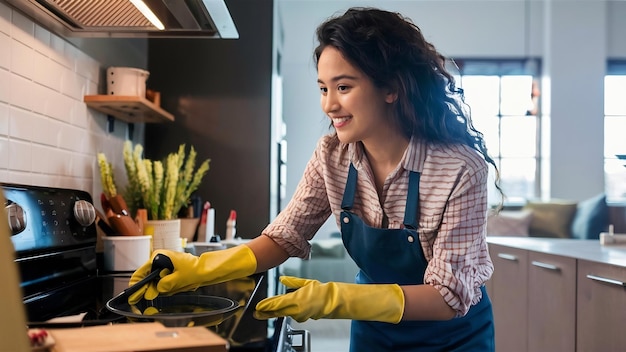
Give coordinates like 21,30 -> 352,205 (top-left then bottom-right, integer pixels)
341,163 -> 358,210
403,171 -> 420,230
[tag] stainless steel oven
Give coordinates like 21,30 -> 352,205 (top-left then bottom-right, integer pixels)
4,183 -> 309,352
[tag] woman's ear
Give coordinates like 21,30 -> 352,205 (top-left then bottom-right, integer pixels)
383,83 -> 399,103
385,91 -> 398,104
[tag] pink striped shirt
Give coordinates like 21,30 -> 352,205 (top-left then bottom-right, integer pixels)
263,133 -> 494,316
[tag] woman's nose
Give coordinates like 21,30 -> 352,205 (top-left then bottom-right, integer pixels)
322,92 -> 339,113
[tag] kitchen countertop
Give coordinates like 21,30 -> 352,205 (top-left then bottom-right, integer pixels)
47,322 -> 227,352
487,236 -> 626,267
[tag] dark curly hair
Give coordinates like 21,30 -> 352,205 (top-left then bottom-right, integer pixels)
314,7 -> 503,204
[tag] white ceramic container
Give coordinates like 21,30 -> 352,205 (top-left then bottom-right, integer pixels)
102,235 -> 152,272
106,67 -> 149,97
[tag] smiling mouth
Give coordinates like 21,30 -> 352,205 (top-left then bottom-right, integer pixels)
332,116 -> 351,127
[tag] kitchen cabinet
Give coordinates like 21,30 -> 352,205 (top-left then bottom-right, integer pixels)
527,251 -> 576,351
487,237 -> 626,352
489,244 -> 576,352
577,260 -> 626,351
84,95 -> 174,123
489,244 -> 528,352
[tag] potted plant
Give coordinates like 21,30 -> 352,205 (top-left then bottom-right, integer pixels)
98,141 -> 210,243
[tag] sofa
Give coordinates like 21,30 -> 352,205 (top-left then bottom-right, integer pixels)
486,193 -> 626,239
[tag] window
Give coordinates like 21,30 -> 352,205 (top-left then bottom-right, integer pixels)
605,61 -> 626,203
455,59 -> 541,206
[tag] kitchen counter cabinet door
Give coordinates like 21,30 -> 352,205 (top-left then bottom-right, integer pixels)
490,244 -> 528,352
527,251 -> 576,352
577,260 -> 626,351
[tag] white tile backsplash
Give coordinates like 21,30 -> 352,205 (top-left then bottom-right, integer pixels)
61,65 -> 86,99
75,50 -> 99,82
0,68 -> 9,103
8,139 -> 31,171
0,3 -> 10,35
10,39 -> 34,80
0,4 -> 141,198
0,136 -> 8,168
33,24 -> 50,47
0,103 -> 8,135
10,10 -> 34,46
8,106 -> 36,141
32,50 -> 63,91
0,33 -> 9,69
58,123 -> 86,152
9,73 -> 34,110
28,83 -> 51,117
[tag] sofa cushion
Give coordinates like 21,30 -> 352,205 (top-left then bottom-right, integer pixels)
310,239 -> 345,258
571,193 -> 609,240
523,200 -> 578,238
486,209 -> 534,236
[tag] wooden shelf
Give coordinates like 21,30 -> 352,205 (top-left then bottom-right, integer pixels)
84,95 -> 174,123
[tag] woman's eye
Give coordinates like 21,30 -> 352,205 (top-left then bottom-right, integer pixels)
338,85 -> 349,92
319,87 -> 328,93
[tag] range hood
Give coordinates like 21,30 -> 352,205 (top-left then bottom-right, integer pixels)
4,0 -> 238,38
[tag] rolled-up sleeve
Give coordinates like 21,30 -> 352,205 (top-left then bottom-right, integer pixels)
422,151 -> 493,317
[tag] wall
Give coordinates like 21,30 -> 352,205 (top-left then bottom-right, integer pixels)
278,0 -> 626,238
0,1 -> 145,201
144,0 -> 278,238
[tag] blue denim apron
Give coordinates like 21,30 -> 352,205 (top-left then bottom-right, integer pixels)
340,164 -> 494,351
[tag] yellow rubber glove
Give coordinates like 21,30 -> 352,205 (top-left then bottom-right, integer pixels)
128,245 -> 257,304
254,276 -> 405,323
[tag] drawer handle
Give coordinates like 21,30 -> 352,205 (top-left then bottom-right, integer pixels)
497,253 -> 518,261
531,261 -> 559,271
586,274 -> 626,287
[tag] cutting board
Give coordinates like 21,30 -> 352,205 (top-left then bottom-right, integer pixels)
48,322 -> 227,352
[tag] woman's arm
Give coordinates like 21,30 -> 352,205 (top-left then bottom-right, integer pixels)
247,234 -> 291,273
419,147 -> 492,318
401,284 -> 456,320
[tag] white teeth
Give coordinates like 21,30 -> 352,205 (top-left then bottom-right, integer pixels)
333,117 -> 350,124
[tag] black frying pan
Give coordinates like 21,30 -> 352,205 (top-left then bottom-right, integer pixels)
105,253 -> 240,327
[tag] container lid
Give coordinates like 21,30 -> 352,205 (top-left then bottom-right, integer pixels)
102,235 -> 151,241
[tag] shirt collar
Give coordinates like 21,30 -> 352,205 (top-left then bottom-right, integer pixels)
348,141 -> 365,170
348,136 -> 426,173
402,136 -> 426,173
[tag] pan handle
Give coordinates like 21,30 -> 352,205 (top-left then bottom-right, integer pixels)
114,254 -> 174,299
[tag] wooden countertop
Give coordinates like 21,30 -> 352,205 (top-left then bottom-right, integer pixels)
47,322 -> 227,352
487,236 -> 626,267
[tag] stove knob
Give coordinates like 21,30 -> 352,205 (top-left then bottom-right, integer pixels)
5,203 -> 26,235
74,200 -> 96,227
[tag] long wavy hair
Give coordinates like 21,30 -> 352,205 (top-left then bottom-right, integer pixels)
314,7 -> 503,204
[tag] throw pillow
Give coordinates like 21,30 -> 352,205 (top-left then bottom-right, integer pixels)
486,209 -> 534,236
311,239 -> 345,259
523,200 -> 578,238
570,193 -> 609,240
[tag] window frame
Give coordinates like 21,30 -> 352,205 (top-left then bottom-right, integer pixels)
605,60 -> 626,204
454,58 -> 542,206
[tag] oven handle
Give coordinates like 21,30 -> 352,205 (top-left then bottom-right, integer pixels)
289,328 -> 311,352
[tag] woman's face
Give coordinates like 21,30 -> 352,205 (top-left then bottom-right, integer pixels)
317,46 -> 396,144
